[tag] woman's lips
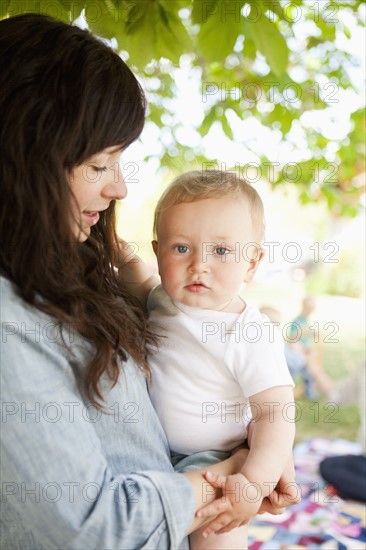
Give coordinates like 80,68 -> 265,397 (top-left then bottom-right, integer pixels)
82,211 -> 100,225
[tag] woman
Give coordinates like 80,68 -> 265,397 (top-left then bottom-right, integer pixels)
0,14 -> 298,549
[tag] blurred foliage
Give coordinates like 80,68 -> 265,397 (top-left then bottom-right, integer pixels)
2,0 -> 365,214
305,247 -> 364,297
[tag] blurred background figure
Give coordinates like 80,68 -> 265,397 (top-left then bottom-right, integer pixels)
260,302 -> 322,399
286,296 -> 322,399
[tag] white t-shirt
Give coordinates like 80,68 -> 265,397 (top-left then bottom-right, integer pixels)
148,285 -> 293,455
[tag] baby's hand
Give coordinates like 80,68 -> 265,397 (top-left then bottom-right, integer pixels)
196,471 -> 261,537
258,454 -> 301,515
115,238 -> 139,267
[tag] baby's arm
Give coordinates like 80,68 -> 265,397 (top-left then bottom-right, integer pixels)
241,385 -> 296,499
115,239 -> 159,305
187,444 -> 299,537
198,386 -> 295,535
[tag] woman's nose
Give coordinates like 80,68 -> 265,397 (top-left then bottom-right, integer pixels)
103,165 -> 127,200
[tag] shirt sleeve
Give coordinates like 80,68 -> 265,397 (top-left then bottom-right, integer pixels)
1,293 -> 194,549
228,310 -> 294,398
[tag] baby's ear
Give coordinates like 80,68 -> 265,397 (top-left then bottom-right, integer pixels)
151,240 -> 158,257
243,247 -> 265,283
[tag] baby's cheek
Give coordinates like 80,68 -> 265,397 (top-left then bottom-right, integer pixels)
160,266 -> 176,290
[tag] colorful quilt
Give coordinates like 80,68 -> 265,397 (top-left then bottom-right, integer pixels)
248,438 -> 366,549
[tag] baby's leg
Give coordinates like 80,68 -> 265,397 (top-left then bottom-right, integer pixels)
189,524 -> 247,550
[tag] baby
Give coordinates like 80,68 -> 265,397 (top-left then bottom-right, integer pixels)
118,170 -> 295,549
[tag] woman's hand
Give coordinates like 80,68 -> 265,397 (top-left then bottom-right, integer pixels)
183,448 -> 249,534
115,238 -> 139,269
114,238 -> 158,304
196,471 -> 261,537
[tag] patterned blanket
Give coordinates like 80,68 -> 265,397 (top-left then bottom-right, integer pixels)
248,439 -> 366,549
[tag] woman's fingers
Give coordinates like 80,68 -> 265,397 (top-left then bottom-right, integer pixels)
116,238 -> 138,265
215,519 -> 244,535
196,496 -> 231,518
204,470 -> 228,487
201,513 -> 233,537
196,471 -> 231,518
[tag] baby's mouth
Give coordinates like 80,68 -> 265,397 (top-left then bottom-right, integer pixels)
185,281 -> 209,292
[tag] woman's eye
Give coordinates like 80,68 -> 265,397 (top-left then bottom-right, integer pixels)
175,245 -> 189,254
91,165 -> 107,173
215,247 -> 229,256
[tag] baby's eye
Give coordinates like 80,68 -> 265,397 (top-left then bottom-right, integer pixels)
215,246 -> 229,256
174,245 -> 190,254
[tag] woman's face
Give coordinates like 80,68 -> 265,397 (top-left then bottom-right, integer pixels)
68,146 -> 127,242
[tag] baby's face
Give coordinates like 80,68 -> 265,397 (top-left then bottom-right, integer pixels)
153,195 -> 263,311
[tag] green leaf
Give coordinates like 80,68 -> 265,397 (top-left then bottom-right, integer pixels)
343,24 -> 351,39
147,104 -> 165,127
221,112 -> 234,140
120,0 -> 192,67
155,1 -> 193,62
84,0 -> 124,41
199,107 -> 217,137
123,0 -> 146,34
59,0 -> 84,21
299,191 -> 313,205
258,0 -> 283,20
3,0 -> 70,21
314,20 -> 336,42
1,0 -> 363,216
126,28 -> 157,66
249,14 -> 289,77
197,0 -> 245,61
280,111 -> 293,134
242,35 -> 257,60
191,0 -> 220,24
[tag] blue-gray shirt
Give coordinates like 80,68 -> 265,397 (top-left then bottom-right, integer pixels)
0,276 -> 195,549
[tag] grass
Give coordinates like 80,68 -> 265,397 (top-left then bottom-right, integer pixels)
294,398 -> 360,443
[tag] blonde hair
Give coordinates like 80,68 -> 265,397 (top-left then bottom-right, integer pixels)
153,170 -> 265,242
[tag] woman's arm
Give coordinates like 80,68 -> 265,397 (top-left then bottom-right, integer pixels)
1,281 -> 193,549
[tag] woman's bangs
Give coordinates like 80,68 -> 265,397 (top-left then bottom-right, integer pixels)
91,59 -> 145,155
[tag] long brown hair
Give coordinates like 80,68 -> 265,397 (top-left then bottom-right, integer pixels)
0,14 -> 153,407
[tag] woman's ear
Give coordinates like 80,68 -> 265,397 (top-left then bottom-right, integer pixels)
243,247 -> 265,283
152,240 -> 158,257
